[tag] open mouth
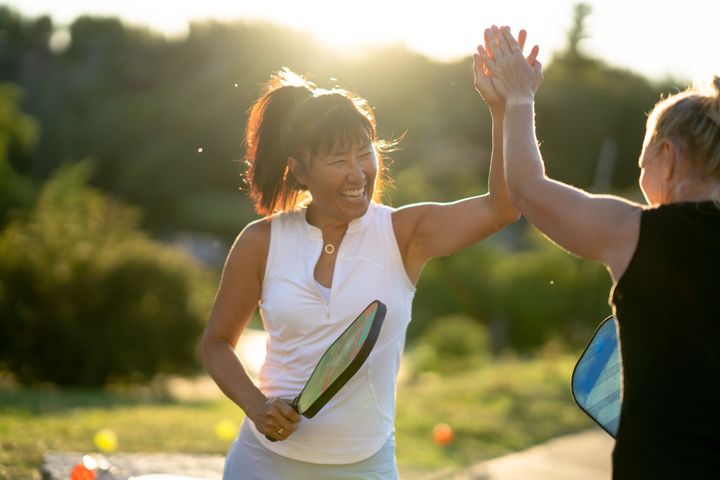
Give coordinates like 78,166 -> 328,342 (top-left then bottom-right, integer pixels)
340,187 -> 366,201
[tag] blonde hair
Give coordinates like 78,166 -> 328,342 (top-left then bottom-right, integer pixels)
646,75 -> 720,204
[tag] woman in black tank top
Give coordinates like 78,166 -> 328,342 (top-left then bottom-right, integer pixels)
474,26 -> 720,478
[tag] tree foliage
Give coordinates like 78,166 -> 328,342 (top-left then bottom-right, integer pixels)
0,82 -> 37,226
0,161 -> 214,386
1,4 -> 686,236
0,4 -> 692,361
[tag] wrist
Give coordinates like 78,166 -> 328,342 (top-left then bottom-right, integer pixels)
489,105 -> 505,117
505,95 -> 534,107
244,391 -> 268,421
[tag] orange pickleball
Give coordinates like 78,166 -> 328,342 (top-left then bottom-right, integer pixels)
432,422 -> 455,446
70,463 -> 96,480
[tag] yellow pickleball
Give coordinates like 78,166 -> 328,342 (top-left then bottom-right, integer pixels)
93,428 -> 118,452
214,419 -> 239,441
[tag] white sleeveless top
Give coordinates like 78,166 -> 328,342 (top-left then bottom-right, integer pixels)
249,202 -> 415,464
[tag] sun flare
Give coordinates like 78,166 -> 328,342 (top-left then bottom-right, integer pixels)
11,0 -> 717,81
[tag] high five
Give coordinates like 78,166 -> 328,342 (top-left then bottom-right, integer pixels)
477,25 -> 720,479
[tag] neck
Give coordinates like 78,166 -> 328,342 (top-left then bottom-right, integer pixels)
666,178 -> 720,204
306,203 -> 350,236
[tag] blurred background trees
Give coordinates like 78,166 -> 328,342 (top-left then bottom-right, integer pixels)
0,3 -> 685,385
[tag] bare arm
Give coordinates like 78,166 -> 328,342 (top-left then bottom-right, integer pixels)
393,106 -> 519,284
481,26 -> 642,281
201,219 -> 300,440
392,29 -> 544,284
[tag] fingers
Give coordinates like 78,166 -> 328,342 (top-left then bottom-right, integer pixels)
277,399 -> 302,423
491,25 -> 510,55
518,29 -> 527,52
527,44 -> 540,65
497,26 -> 521,54
270,419 -> 297,440
474,51 -> 490,78
262,398 -> 301,441
531,60 -> 544,92
483,28 -> 496,60
517,28 -> 540,66
486,26 -> 538,66
476,45 -> 496,75
534,60 -> 544,78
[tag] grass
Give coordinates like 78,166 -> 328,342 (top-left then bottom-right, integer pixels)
0,353 -> 594,480
394,353 -> 594,477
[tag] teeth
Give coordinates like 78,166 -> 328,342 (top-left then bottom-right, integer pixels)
341,188 -> 364,197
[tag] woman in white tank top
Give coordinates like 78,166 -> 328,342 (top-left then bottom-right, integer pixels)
200,54 -> 536,478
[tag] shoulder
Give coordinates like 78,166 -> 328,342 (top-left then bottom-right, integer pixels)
390,201 -> 423,224
369,202 -> 394,221
638,202 -> 690,233
390,202 -> 431,242
225,217 -> 271,282
237,217 -> 271,250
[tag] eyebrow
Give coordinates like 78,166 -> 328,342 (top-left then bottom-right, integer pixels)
330,143 -> 373,156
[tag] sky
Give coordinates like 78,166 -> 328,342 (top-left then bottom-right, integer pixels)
7,0 -> 718,83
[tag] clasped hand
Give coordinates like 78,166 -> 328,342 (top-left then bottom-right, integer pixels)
473,25 -> 543,107
252,396 -> 301,441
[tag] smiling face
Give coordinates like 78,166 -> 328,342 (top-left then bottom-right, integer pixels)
294,135 -> 378,223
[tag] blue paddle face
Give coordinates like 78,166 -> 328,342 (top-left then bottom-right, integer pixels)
571,316 -> 622,437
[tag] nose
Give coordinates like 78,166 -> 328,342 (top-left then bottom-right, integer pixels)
347,156 -> 365,184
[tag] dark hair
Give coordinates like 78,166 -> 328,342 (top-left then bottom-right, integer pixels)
244,68 -> 392,216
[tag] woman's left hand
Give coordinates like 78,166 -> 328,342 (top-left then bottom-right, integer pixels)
477,26 -> 542,104
473,27 -> 539,110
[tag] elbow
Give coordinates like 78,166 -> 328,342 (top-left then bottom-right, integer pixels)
490,197 -> 522,227
506,207 -> 522,224
506,189 -> 524,214
505,179 -> 523,204
199,332 -> 218,370
500,206 -> 522,227
200,330 -> 235,369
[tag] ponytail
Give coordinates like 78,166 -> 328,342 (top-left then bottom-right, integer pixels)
244,68 -> 393,215
245,69 -> 313,216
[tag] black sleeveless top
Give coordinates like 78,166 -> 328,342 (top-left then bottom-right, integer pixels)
611,201 -> 720,479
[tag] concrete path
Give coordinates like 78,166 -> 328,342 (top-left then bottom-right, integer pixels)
42,429 -> 613,479
450,429 -> 614,480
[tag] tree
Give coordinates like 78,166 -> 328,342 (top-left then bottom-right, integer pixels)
0,83 -> 37,225
0,161 -> 215,386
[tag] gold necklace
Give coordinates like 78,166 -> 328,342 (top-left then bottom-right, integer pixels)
324,243 -> 336,255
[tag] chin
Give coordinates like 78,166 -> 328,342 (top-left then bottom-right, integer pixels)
340,197 -> 371,219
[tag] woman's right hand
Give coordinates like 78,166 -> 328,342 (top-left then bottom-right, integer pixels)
251,396 -> 302,441
478,26 -> 543,105
473,27 -> 539,110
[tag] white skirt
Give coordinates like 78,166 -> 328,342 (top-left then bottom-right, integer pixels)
223,419 -> 399,479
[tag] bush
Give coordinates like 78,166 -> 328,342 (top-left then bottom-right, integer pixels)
0,162 -> 215,386
409,315 -> 491,375
490,229 -> 612,351
0,83 -> 38,226
410,226 -> 612,353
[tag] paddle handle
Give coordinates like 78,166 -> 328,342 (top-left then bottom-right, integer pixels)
264,396 -> 301,442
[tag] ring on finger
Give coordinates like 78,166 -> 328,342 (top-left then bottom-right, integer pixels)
277,427 -> 285,435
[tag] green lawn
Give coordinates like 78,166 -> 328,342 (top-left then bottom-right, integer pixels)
0,354 -> 594,480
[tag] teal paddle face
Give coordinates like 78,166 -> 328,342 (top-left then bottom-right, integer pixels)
294,300 -> 386,418
571,316 -> 622,437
